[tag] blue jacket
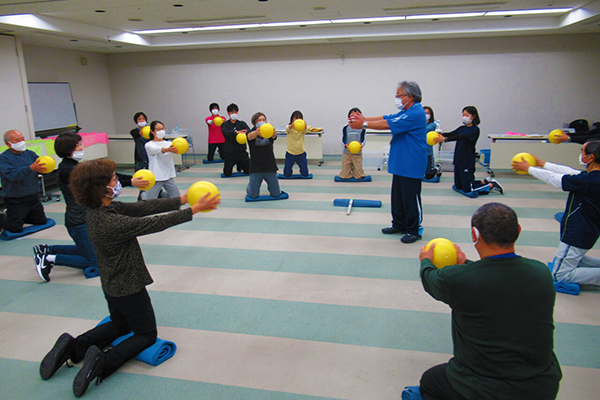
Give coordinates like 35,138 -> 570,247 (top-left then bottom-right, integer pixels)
384,103 -> 427,179
0,149 -> 40,198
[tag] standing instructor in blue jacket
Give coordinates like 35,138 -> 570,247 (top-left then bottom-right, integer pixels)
349,81 -> 427,243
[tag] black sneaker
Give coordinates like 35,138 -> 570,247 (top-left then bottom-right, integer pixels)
34,252 -> 53,283
401,233 -> 422,244
40,333 -> 75,380
486,178 -> 504,195
33,244 -> 49,257
73,346 -> 105,398
382,226 -> 406,234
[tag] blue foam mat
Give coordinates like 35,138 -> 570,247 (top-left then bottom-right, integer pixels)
452,185 -> 479,198
97,317 -> 177,366
278,174 -> 313,179
334,176 -> 372,182
83,266 -> 99,279
554,212 -> 564,223
202,159 -> 224,164
422,176 -> 440,183
333,199 -> 382,208
401,386 -> 424,400
548,259 -> 580,295
0,218 -> 56,241
245,192 -> 289,202
221,172 -> 249,178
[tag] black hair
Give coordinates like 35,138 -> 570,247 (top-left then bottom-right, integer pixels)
584,139 -> 600,164
471,203 -> 519,247
149,120 -> 164,140
227,103 -> 239,113
133,112 -> 148,124
463,106 -> 480,126
347,107 -> 362,117
423,106 -> 434,124
209,103 -> 219,112
55,132 -> 83,158
289,110 -> 304,124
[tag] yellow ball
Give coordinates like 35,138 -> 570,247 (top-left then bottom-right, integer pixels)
548,129 -> 564,144
236,133 -> 247,144
140,126 -> 151,139
259,123 -> 274,139
426,131 -> 440,146
213,116 -> 224,127
348,141 -> 361,154
172,137 -> 189,154
37,155 -> 56,174
132,169 -> 156,190
187,181 -> 220,212
511,152 -> 536,175
293,119 -> 306,132
425,238 -> 458,269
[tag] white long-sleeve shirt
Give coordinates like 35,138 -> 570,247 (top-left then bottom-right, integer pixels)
145,140 -> 176,181
528,161 -> 582,188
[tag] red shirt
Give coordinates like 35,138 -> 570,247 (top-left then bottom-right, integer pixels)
206,115 -> 225,144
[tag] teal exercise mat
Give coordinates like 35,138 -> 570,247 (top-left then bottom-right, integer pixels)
0,218 -> 56,241
245,192 -> 289,202
278,174 -> 313,179
334,176 -> 372,182
333,199 -> 382,208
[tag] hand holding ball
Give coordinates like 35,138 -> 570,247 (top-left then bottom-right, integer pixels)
424,238 -> 458,269
37,156 -> 56,174
511,152 -> 536,174
348,141 -> 361,154
213,116 -> 224,127
132,169 -> 156,190
187,181 -> 220,213
548,129 -> 564,144
427,131 -> 440,146
259,123 -> 274,139
236,133 -> 247,144
172,137 -> 189,154
293,119 -> 306,132
140,126 -> 151,139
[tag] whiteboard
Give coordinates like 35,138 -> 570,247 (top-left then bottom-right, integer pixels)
28,82 -> 78,131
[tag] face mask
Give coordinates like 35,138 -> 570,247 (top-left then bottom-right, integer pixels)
106,180 -> 122,199
137,121 -> 147,128
72,150 -> 84,162
425,114 -> 431,122
395,98 -> 404,110
257,121 -> 266,128
230,113 -> 238,121
462,116 -> 472,125
579,154 -> 589,167
10,141 -> 27,152
156,130 -> 166,139
211,109 -> 219,115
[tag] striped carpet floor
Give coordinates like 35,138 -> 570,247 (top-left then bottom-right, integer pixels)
1,157 -> 599,399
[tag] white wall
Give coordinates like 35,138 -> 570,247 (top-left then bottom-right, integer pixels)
22,45 -> 116,137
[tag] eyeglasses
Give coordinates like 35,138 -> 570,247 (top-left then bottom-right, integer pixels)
397,94 -> 408,99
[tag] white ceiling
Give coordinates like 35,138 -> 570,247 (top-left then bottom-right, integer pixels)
0,0 -> 599,53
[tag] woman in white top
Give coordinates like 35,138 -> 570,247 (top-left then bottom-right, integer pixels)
144,120 -> 180,199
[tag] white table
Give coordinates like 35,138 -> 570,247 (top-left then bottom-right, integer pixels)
273,131 -> 324,164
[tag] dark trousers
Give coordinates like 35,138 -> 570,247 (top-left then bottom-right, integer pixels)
390,175 -> 422,236
223,151 -> 249,176
50,224 -> 97,270
207,143 -> 224,161
454,165 -> 488,194
0,194 -> 47,233
283,152 -> 309,177
72,288 -> 157,378
420,363 -> 468,400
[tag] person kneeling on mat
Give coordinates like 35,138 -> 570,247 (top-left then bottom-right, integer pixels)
246,112 -> 282,199
418,203 -> 561,400
39,159 -> 220,397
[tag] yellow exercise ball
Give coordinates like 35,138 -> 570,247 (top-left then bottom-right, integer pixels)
187,181 -> 220,212
132,169 -> 156,190
548,129 -> 564,144
213,116 -> 224,127
511,152 -> 536,175
236,133 -> 247,144
259,123 -> 275,139
424,238 -> 458,269
172,137 -> 189,154
426,131 -> 440,146
348,141 -> 361,154
293,119 -> 306,132
140,126 -> 151,139
37,155 -> 56,174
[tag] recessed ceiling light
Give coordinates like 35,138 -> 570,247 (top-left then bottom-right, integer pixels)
173,4 -> 183,7
95,10 -> 105,13
70,39 -> 78,42
128,18 -> 143,22
115,45 -> 122,48
313,6 -> 326,10
258,0 -> 269,2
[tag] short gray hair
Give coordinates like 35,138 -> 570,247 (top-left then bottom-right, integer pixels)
3,130 -> 16,144
398,81 -> 422,103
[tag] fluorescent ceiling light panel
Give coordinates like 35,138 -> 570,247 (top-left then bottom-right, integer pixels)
485,8 -> 572,16
332,16 -> 406,24
406,12 -> 486,20
261,20 -> 331,27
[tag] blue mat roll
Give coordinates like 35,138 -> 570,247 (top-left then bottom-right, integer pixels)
334,176 -> 372,182
333,199 -> 382,208
96,317 -> 177,366
245,192 -> 289,202
202,159 -> 224,164
401,386 -> 424,400
278,174 -> 313,179
0,218 -> 56,241
554,212 -> 564,223
547,259 -> 580,295
452,185 -> 479,198
83,266 -> 99,279
221,172 -> 249,178
422,175 -> 440,183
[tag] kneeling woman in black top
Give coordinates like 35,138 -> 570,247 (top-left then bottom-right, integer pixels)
38,158 -> 220,397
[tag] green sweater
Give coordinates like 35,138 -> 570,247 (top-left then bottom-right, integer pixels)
420,256 -> 562,400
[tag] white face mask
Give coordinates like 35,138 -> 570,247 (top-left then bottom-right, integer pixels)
425,114 -> 431,122
137,121 -> 147,128
211,109 -> 219,115
230,113 -> 238,121
72,150 -> 84,162
579,154 -> 589,167
395,98 -> 404,110
156,130 -> 166,139
462,116 -> 472,125
10,141 -> 27,152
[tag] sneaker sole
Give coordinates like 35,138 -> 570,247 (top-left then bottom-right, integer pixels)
40,333 -> 73,380
73,346 -> 102,398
